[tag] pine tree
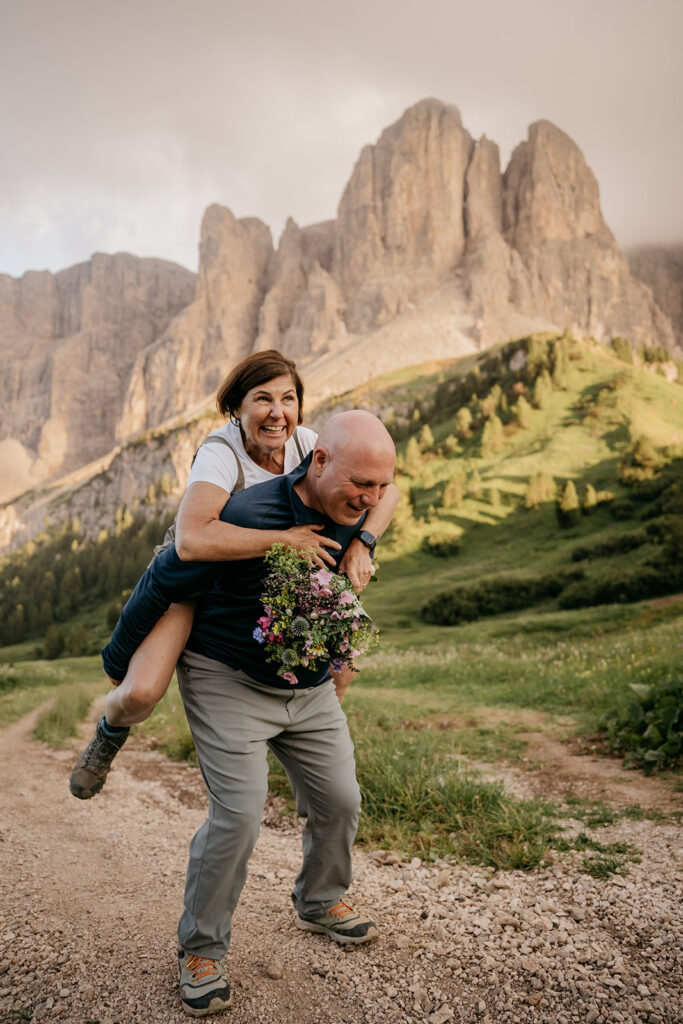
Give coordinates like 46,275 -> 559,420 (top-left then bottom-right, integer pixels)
387,487 -> 416,550
469,470 -> 483,500
404,436 -> 422,477
481,415 -> 504,456
525,472 -> 555,509
66,624 -> 88,657
442,466 -> 467,508
418,424 -> 434,451
552,339 -> 569,388
514,395 -> 532,429
582,483 -> 598,515
455,407 -> 473,438
526,337 -> 549,380
44,624 -> 65,660
556,480 -> 580,527
533,370 -> 553,410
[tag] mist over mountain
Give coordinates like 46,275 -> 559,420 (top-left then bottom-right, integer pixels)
1,98 -> 680,520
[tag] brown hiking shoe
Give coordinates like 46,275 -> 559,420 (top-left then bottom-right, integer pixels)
69,717 -> 129,799
296,899 -> 378,945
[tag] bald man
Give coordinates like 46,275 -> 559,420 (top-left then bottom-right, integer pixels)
103,412 -> 396,1018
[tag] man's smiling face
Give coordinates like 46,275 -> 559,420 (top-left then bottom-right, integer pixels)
311,445 -> 395,526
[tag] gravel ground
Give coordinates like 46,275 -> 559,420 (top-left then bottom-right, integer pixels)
0,704 -> 681,1024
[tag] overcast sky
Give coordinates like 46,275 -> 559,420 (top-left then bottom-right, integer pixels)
1,0 -> 681,279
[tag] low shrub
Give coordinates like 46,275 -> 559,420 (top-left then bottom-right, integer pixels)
609,499 -> 637,520
558,565 -> 683,610
570,530 -> 648,562
421,524 -> 463,557
598,679 -> 683,773
421,570 -> 584,625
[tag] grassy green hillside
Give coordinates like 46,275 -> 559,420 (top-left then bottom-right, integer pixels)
328,334 -> 683,632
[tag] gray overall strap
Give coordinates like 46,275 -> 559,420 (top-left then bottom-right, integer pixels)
196,435 -> 246,494
292,426 -> 305,461
151,434 -> 246,560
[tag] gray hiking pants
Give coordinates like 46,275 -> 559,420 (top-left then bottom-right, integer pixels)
176,649 -> 361,959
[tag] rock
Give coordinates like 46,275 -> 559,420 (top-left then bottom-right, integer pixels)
427,1004 -> 454,1024
570,906 -> 586,922
0,255 -> 196,500
628,244 -> 683,349
118,205 -> 272,437
371,850 -> 402,866
266,959 -> 284,979
333,98 -> 474,334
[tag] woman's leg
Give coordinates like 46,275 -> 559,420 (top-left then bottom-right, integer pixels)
105,601 -> 195,726
69,601 -> 195,800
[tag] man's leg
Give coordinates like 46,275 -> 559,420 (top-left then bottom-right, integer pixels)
268,679 -> 375,943
176,651 -> 290,960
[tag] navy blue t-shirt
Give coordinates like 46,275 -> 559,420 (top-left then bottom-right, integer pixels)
102,454 -> 365,688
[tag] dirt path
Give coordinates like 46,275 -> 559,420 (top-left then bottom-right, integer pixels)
0,703 -> 681,1024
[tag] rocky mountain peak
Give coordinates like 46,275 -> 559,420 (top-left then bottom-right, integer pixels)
503,120 -> 611,248
333,98 -> 475,332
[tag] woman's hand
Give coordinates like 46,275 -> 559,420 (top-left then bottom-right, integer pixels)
339,538 -> 374,594
106,674 -> 122,687
282,524 -> 341,568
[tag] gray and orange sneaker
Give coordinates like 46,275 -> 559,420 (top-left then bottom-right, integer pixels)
69,717 -> 129,799
178,950 -> 232,1017
296,899 -> 378,945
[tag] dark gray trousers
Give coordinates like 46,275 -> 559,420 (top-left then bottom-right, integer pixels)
176,649 -> 361,959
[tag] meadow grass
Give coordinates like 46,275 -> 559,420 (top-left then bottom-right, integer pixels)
0,657 -> 104,732
32,680 -> 103,747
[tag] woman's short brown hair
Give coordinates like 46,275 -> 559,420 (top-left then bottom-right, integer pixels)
216,350 -> 304,423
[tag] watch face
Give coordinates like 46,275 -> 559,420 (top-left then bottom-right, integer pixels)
358,530 -> 376,549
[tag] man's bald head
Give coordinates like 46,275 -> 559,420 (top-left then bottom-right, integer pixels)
298,411 -> 396,526
315,410 -> 395,463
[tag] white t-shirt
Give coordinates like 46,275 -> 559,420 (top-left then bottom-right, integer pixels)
186,421 -> 317,494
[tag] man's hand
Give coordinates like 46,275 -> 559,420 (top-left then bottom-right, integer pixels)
339,537 -> 374,594
282,524 -> 341,568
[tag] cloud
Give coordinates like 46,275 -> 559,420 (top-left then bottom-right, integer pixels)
1,0 -> 681,276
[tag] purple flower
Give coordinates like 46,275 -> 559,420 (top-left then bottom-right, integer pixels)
253,626 -> 265,643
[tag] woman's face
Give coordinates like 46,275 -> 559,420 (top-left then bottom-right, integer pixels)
237,374 -> 299,456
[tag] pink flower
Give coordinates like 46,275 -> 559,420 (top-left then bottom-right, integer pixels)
282,671 -> 298,685
313,569 -> 333,586
339,590 -> 355,605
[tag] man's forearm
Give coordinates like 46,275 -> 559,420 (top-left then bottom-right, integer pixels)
362,483 -> 400,539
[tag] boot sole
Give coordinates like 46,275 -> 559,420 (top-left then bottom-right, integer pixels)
180,992 -> 233,1017
296,918 -> 378,944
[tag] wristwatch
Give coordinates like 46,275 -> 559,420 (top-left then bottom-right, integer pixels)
356,529 -> 376,555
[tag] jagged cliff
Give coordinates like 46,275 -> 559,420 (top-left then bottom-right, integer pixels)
1,98 -> 680,552
628,244 -> 683,349
114,100 -> 676,419
0,254 -> 196,502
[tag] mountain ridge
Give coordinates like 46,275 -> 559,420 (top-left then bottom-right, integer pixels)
1,98 -> 681,512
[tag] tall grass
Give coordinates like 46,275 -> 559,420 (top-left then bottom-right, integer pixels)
32,683 -> 101,747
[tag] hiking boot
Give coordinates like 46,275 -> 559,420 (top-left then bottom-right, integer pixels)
69,717 -> 129,799
178,950 -> 232,1017
296,899 -> 378,945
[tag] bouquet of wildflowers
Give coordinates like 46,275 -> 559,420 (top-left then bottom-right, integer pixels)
253,544 -> 379,685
